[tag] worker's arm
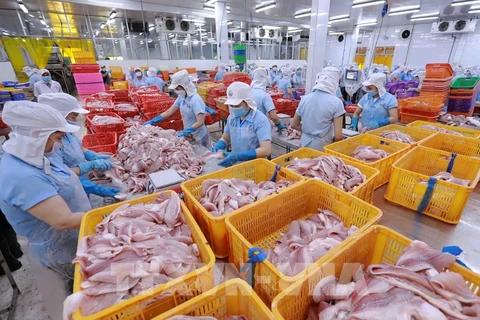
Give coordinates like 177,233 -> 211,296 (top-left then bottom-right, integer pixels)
33,84 -> 40,97
191,113 -> 205,130
388,107 -> 399,124
268,110 -> 281,125
255,140 -> 272,159
290,113 -> 302,132
71,167 -> 80,176
352,106 -> 363,118
28,195 -> 85,230
333,116 -> 344,142
219,132 -> 231,145
160,105 -> 180,120
287,86 -> 293,97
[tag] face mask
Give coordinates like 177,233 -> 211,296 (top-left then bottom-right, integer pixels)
45,139 -> 62,157
296,71 -> 302,76
175,90 -> 186,97
229,105 -> 247,118
367,91 -> 377,98
272,67 -> 277,71
136,72 -> 142,77
43,76 -> 52,82
67,120 -> 77,125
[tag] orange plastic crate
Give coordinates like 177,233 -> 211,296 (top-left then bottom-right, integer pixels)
425,63 -> 454,79
113,103 -> 139,118
81,132 -> 117,154
83,97 -> 114,114
86,112 -> 125,133
143,99 -> 176,114
205,108 -> 221,125
399,111 -> 439,124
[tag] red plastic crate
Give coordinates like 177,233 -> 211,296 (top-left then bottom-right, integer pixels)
205,107 -> 221,125
82,132 -> 117,154
0,116 -> 9,129
91,92 -> 116,100
77,83 -> 106,95
86,112 -> 125,133
268,91 -> 284,99
140,94 -> 171,104
105,89 -> 129,99
144,110 -> 182,121
153,118 -> 183,131
114,103 -> 139,118
83,97 -> 114,114
70,64 -> 100,73
143,99 -> 176,113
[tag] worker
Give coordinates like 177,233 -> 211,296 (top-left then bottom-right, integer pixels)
33,69 -> 63,98
292,67 -> 304,89
38,93 -> 119,198
212,82 -> 272,167
234,65 -> 241,72
270,65 -> 280,79
401,68 -> 415,81
215,63 -> 227,81
145,67 -> 165,92
349,73 -> 398,131
100,65 -> 111,86
290,67 -> 345,151
132,67 -> 147,87
0,101 -> 90,282
271,69 -> 282,87
30,68 -> 41,85
250,68 -> 287,131
278,70 -> 294,98
143,70 -> 210,148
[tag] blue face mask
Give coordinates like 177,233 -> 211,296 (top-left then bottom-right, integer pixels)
367,91 -> 376,98
67,120 -> 76,125
43,76 -> 52,82
229,105 -> 247,118
296,71 -> 302,76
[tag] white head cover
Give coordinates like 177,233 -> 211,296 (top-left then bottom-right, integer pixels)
32,68 -> 39,74
283,70 -> 292,79
23,66 -> 32,76
2,101 -> 79,169
363,73 -> 387,97
134,67 -> 142,72
38,93 -> 89,118
168,69 -> 197,96
224,82 -> 258,112
147,67 -> 157,77
39,68 -> 50,76
219,63 -> 226,71
313,67 -> 341,95
251,68 -> 269,90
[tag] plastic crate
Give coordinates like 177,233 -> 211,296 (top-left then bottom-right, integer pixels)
448,95 -> 476,114
2,81 -> 17,87
398,99 -> 444,117
70,64 -> 100,74
324,135 -> 410,188
272,225 -> 480,320
86,112 -> 125,133
181,159 -> 305,258
367,124 -> 436,146
271,148 -> 379,203
268,91 -> 284,99
113,103 -> 139,118
143,99 -> 176,114
425,63 -> 454,79
225,179 -> 382,305
81,132 -> 117,154
153,279 -> 275,320
215,97 -> 229,118
396,90 -> 418,99
451,76 -> 480,90
83,97 -> 114,114
144,110 -> 182,121
73,192 -> 215,320
205,108 -> 221,125
140,94 -> 171,104
112,80 -> 128,89
399,111 -> 439,124
73,73 -> 103,84
105,89 -> 129,99
419,132 -> 480,157
76,83 -> 106,95
407,120 -> 480,138
109,66 -> 124,80
385,146 -> 480,224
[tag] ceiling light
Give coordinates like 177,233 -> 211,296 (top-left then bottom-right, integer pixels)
17,1 -> 28,13
330,18 -> 350,23
329,31 -> 345,35
352,0 -> 386,9
100,23 -> 106,28
227,21 -> 233,25
147,39 -> 153,43
295,8 -> 312,18
357,20 -> 377,26
168,34 -> 175,38
389,5 -> 420,16
301,24 -> 310,28
40,19 -> 47,26
451,0 -> 480,6
469,9 -> 480,12
255,1 -> 276,12
410,16 -> 439,21
229,29 -> 241,32
139,32 -> 143,36
109,9 -> 117,19
261,25 -> 281,29
411,12 -> 440,18
330,14 -> 350,21
288,27 -> 302,33
195,23 -> 205,26
205,0 -> 217,4
2,32 -> 9,35
28,13 -> 34,17
149,26 -> 155,30
183,19 -> 205,23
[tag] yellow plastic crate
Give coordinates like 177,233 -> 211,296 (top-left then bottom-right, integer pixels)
225,179 -> 382,305
109,66 -> 124,80
324,134 -> 410,188
366,124 -> 437,146
271,148 -> 379,203
113,80 -> 128,90
153,279 -> 275,320
419,132 -> 480,157
385,146 -> 480,224
407,120 -> 480,138
272,225 -> 480,320
73,191 -> 215,320
181,159 -> 304,259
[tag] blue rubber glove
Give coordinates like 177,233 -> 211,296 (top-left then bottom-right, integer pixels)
343,101 -> 353,107
177,127 -> 196,138
143,114 -> 164,126
276,122 -> 287,131
348,117 -> 359,131
369,118 -> 390,129
211,140 -> 227,152
84,150 -> 111,161
218,150 -> 257,167
80,177 -> 121,197
78,159 -> 113,175
205,106 -> 217,116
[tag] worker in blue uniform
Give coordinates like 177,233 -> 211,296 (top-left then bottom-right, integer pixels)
145,67 -> 165,92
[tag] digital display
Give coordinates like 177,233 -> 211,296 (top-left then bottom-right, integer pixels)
345,70 -> 359,81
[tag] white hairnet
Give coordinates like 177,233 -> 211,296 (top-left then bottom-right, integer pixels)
283,70 -> 292,79
32,68 -> 39,74
38,93 -> 89,118
313,67 -> 341,95
2,101 -> 79,169
224,82 -> 257,113
146,67 -> 157,77
363,73 -> 387,97
168,69 -> 197,96
250,68 -> 269,90
219,63 -> 226,71
23,66 -> 32,76
134,67 -> 141,72
39,69 -> 50,76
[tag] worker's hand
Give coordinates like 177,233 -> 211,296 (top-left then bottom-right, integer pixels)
348,117 -> 359,131
218,150 -> 256,167
79,159 -> 113,175
369,118 -> 390,130
96,186 -> 121,198
177,127 -> 196,138
205,106 -> 217,116
276,122 -> 287,131
218,154 -> 240,167
84,150 -> 111,161
343,101 -> 353,107
211,140 -> 227,152
143,115 -> 164,126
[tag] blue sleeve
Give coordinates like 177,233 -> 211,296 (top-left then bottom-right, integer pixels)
286,81 -> 292,88
296,97 -> 306,117
333,99 -> 346,118
214,73 -> 220,81
191,96 -> 206,115
387,94 -> 398,109
224,116 -> 232,135
263,94 -> 276,113
336,87 -> 343,98
358,95 -> 368,109
173,96 -> 182,107
7,175 -> 58,211
254,115 -> 272,142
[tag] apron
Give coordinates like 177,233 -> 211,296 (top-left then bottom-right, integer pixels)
230,120 -> 259,153
28,158 -> 92,281
61,133 -> 86,168
179,97 -> 210,148
301,132 -> 332,152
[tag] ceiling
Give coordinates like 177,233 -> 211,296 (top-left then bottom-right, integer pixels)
0,0 -> 480,38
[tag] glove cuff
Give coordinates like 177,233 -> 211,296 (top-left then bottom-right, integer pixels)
215,140 -> 227,150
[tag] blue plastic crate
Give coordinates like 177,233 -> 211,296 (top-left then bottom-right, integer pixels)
2,81 -> 17,87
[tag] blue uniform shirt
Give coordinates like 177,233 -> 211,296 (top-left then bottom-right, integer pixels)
251,88 -> 276,116
53,132 -> 85,169
358,92 -> 398,130
224,110 -> 271,153
336,87 -> 343,99
174,93 -> 208,144
29,74 -> 41,85
278,79 -> 292,97
401,73 -> 414,81
272,75 -> 282,86
215,71 -> 226,81
132,77 -> 148,87
146,76 -> 165,92
292,75 -> 304,88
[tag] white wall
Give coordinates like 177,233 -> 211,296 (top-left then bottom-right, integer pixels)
0,62 -> 18,82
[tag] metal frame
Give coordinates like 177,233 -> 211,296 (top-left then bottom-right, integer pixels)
0,250 -> 21,320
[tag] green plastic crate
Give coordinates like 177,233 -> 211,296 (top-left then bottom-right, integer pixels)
451,76 -> 480,89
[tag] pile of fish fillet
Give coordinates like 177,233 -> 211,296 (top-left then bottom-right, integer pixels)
266,210 -> 358,277
350,145 -> 390,163
91,115 -> 124,125
286,156 -> 366,192
420,124 -> 464,136
105,125 -> 205,193
65,192 -> 202,317
422,172 -> 470,187
199,178 -> 296,217
439,113 -> 480,128
167,316 -> 247,319
307,240 -> 480,319
377,130 -> 416,144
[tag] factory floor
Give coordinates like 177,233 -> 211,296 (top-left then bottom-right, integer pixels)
1,124 -> 479,320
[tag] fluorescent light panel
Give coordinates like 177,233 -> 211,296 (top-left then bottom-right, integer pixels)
329,32 -> 345,35
352,0 -> 385,8
411,12 -> 439,18
109,10 -> 116,19
410,16 -> 439,21
330,14 -> 350,21
451,0 -> 480,6
469,9 -> 480,13
18,1 -> 28,13
205,0 -> 217,4
389,5 -> 420,16
330,18 -> 350,23
256,3 -> 276,12
227,21 -> 233,25
40,19 -> 46,26
357,20 -> 377,26
295,8 -> 311,17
